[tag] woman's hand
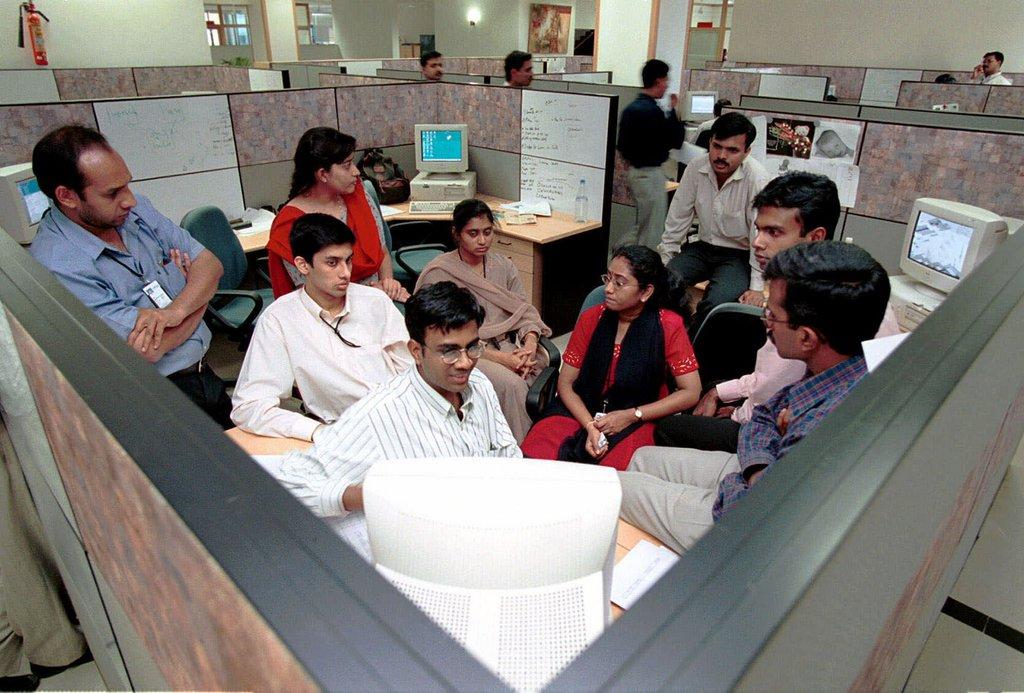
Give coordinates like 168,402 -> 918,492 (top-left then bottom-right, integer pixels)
584,420 -> 608,459
592,409 -> 636,437
511,335 -> 539,378
373,278 -> 410,302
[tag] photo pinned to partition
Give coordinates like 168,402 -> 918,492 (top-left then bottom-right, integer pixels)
811,121 -> 862,163
766,118 -> 815,158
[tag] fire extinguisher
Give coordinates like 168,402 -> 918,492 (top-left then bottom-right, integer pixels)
18,2 -> 50,66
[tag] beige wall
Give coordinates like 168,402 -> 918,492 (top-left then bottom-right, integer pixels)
596,0 -> 653,86
262,0 -> 299,62
0,0 -> 210,69
730,0 -> 1024,70
331,0 -> 399,58
434,0 -> 583,58
397,0 -> 436,45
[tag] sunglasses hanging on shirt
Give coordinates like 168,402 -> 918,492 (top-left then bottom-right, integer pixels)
320,315 -> 361,348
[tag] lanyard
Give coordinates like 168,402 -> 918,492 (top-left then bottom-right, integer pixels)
105,253 -> 145,279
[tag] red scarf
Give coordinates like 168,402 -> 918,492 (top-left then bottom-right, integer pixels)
266,184 -> 385,297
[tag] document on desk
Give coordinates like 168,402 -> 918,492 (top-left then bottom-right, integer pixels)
378,205 -> 402,218
500,200 -> 552,216
611,540 -> 679,610
863,332 -> 910,372
236,207 -> 276,235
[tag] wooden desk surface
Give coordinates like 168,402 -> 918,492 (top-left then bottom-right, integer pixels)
224,427 -> 670,619
388,194 -> 601,245
237,226 -> 271,254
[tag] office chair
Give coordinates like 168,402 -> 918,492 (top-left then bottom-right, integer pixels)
364,457 -> 620,692
362,181 -> 445,291
180,206 -> 274,350
526,286 -> 604,419
690,301 -> 766,389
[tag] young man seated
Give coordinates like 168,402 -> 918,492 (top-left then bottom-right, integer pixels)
655,172 -> 900,452
619,241 -> 890,554
277,281 -> 520,517
231,213 -> 412,440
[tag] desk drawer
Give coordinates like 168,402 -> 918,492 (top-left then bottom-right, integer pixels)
495,249 -> 535,276
492,232 -> 533,257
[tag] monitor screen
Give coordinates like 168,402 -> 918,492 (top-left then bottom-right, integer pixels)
17,177 -> 47,225
420,129 -> 464,162
908,210 -> 974,279
690,94 -> 716,116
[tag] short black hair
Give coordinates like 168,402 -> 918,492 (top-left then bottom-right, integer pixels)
290,212 -> 355,263
934,73 -> 957,84
420,50 -> 442,67
452,198 -> 494,233
713,98 -> 732,117
405,281 -> 485,344
753,172 -> 840,240
709,112 -> 756,148
764,241 -> 889,357
504,51 -> 532,80
32,124 -> 113,200
984,51 -> 1004,64
641,59 -> 669,88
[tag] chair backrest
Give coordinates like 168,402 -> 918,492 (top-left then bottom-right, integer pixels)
579,285 -> 606,317
691,301 -> 766,388
695,128 -> 713,150
180,206 -> 246,290
362,179 -> 392,251
364,457 -> 620,691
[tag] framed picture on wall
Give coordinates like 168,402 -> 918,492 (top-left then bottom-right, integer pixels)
528,4 -> 572,54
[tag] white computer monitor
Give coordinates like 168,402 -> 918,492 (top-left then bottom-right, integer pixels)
899,197 -> 1008,295
364,457 -> 620,692
0,162 -> 48,244
414,123 -> 469,173
683,90 -> 717,122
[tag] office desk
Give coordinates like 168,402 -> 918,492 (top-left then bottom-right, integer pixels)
225,428 -> 671,620
390,195 -> 605,333
235,216 -> 274,254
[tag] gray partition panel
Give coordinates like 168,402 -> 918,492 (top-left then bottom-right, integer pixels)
609,202 -> 637,259
385,144 -> 416,182
840,213 -> 906,273
468,146 -> 520,201
239,160 -> 292,210
444,73 -> 492,85
376,69 -> 423,81
859,106 -> 1024,134
739,95 -> 861,118
530,79 -> 569,93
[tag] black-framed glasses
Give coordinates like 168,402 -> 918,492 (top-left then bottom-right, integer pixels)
430,342 -> 484,364
601,273 -> 637,289
320,316 -> 361,348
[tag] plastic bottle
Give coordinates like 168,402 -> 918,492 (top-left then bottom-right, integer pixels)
574,179 -> 588,222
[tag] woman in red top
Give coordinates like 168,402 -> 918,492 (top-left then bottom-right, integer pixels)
521,245 -> 701,471
267,127 -> 408,301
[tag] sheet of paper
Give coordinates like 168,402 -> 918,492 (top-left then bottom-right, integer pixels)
810,120 -> 863,163
863,332 -> 910,372
764,157 -> 860,207
611,540 -> 679,610
378,204 -> 402,218
499,200 -> 552,216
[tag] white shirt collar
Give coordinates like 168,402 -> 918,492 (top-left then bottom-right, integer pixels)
298,286 -> 350,323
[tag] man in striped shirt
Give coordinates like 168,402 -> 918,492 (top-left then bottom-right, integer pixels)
279,281 -> 520,518
618,242 -> 890,554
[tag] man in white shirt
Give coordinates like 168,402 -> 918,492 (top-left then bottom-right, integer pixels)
231,213 -> 412,440
655,172 -> 900,451
278,281 -> 520,518
973,51 -> 1013,85
658,112 -> 771,331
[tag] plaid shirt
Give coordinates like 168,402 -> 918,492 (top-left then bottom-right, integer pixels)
712,355 -> 867,519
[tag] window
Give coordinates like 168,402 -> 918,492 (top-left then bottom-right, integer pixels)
204,4 -> 250,47
295,1 -> 335,45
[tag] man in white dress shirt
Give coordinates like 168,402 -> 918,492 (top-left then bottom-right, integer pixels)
658,112 -> 771,331
973,51 -> 1013,85
230,213 -> 412,440
278,281 -> 520,518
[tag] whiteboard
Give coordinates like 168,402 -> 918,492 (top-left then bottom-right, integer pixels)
131,169 -> 245,225
247,68 -> 284,91
93,95 -> 238,180
0,69 -> 59,104
521,90 -> 609,169
519,156 -> 604,221
757,74 -> 828,100
861,69 -> 923,105
546,57 -> 567,73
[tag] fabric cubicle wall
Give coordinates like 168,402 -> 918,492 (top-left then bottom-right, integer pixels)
897,81 -> 1024,117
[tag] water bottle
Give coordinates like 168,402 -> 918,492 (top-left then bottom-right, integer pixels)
574,179 -> 588,222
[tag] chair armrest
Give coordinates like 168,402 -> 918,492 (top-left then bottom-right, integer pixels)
206,290 -> 264,335
538,336 -> 561,372
526,365 -> 559,421
394,243 -> 447,277
253,254 -> 272,287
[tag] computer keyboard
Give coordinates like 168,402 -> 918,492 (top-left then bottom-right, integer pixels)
408,200 -> 459,214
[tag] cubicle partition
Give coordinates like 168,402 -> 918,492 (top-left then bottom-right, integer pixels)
2,154 -> 1022,690
897,81 -> 1024,116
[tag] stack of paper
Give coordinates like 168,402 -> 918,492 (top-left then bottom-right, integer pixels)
610,540 -> 679,610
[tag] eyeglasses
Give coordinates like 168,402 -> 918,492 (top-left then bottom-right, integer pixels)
761,305 -> 790,327
320,316 -> 361,348
601,273 -> 638,289
430,342 -> 484,364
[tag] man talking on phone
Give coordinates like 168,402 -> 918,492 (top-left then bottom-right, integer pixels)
29,125 -> 232,427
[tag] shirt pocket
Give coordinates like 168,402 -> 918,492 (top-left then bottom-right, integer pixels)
719,207 -> 752,241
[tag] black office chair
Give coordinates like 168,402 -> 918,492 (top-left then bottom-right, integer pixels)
690,302 -> 766,390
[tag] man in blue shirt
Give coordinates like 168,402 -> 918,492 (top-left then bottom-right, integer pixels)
29,125 -> 231,427
618,241 -> 890,554
616,59 -> 685,252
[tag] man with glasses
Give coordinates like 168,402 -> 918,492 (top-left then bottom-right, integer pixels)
278,281 -> 520,518
618,241 -> 890,554
231,213 -> 412,440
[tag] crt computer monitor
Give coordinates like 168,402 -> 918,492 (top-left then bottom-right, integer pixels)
899,197 -> 1008,295
414,123 -> 469,174
0,162 -> 48,244
682,90 -> 717,122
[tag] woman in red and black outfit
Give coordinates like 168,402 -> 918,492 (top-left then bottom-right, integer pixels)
522,245 -> 700,471
267,127 -> 408,301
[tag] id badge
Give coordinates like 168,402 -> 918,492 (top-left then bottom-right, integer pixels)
142,280 -> 173,309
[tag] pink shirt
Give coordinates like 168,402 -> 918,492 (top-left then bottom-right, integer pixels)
716,303 -> 901,423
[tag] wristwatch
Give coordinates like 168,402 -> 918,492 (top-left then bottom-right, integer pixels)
633,407 -> 643,421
